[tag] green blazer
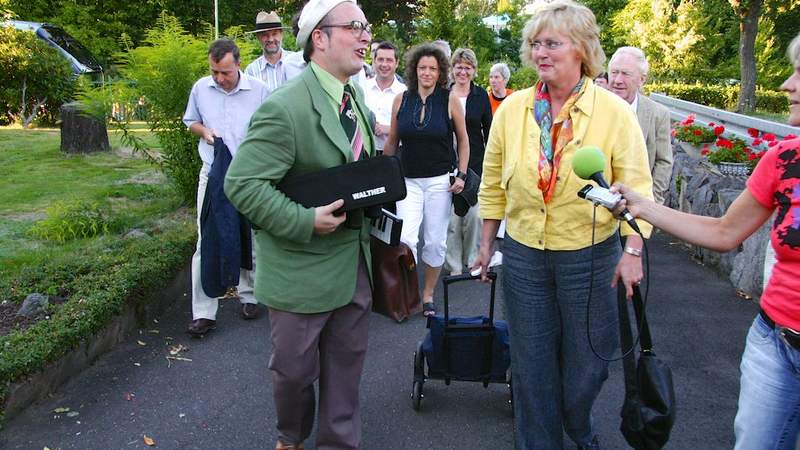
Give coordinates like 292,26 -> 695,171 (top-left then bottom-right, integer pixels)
224,67 -> 374,313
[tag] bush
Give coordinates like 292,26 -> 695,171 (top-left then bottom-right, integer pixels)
0,27 -> 77,127
28,199 -> 112,242
0,220 -> 196,417
78,14 -> 266,206
508,66 -> 538,90
646,82 -> 788,114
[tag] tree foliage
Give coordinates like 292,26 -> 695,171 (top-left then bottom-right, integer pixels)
116,13 -> 208,205
611,0 -> 709,80
0,27 -> 76,127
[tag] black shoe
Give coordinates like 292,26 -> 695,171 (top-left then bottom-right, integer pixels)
187,318 -> 216,336
241,303 -> 259,320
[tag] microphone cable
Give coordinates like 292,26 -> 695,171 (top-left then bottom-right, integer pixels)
585,204 -> 651,362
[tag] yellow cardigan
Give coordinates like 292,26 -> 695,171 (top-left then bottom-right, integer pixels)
479,78 -> 654,250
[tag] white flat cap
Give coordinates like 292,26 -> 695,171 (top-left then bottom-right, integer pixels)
296,0 -> 356,48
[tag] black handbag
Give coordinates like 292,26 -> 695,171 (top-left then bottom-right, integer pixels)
451,167 -> 480,217
618,285 -> 676,450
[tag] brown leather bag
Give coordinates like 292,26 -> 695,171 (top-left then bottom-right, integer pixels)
370,237 -> 421,322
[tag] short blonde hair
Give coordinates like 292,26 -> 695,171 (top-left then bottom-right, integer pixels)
789,32 -> 800,68
451,47 -> 478,70
519,0 -> 605,79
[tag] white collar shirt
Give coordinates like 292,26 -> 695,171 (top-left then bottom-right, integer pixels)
244,49 -> 302,93
630,93 -> 639,114
182,72 -> 269,166
362,76 -> 407,150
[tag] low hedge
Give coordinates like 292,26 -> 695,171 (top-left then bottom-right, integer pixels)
0,219 -> 195,420
645,82 -> 788,114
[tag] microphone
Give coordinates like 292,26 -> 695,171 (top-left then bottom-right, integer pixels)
572,146 -> 641,234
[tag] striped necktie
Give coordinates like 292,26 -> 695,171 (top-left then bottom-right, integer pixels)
340,85 -> 364,161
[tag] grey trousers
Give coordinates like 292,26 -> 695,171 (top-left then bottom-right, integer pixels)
267,256 -> 372,450
444,204 -> 481,274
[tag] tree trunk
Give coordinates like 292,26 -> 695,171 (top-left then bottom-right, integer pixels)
60,102 -> 110,154
736,0 -> 762,114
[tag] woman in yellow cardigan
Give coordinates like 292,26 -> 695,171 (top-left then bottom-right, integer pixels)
471,1 -> 654,448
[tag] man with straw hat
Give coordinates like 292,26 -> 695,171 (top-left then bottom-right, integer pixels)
244,11 -> 301,92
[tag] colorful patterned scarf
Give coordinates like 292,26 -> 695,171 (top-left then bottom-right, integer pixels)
533,78 -> 585,203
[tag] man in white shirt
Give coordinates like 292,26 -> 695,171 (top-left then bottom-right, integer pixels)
182,39 -> 270,336
361,41 -> 406,153
608,46 -> 673,205
244,11 -> 302,92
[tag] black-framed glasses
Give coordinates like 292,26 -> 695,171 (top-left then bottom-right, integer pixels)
529,40 -> 565,51
319,21 -> 372,38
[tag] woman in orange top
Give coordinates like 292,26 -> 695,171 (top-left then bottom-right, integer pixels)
488,62 -> 514,114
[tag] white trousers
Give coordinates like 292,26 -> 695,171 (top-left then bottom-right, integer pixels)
191,163 -> 256,321
444,203 -> 481,273
396,174 -> 452,267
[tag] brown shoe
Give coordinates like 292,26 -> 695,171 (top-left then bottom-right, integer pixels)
241,303 -> 259,320
275,442 -> 304,450
187,318 -> 216,336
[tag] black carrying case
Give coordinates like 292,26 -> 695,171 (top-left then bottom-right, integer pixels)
277,154 -> 406,213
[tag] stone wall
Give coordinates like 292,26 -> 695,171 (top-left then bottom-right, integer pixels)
665,142 -> 770,300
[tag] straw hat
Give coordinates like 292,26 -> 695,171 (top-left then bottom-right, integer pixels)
246,11 -> 289,34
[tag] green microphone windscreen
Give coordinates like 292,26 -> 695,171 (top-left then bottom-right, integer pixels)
572,146 -> 606,180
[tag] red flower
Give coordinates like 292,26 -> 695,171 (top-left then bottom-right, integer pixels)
786,134 -> 798,140
768,140 -> 779,147
716,138 -> 733,149
693,129 -> 703,136
713,125 -> 725,136
671,128 -> 677,138
708,122 -> 716,127
763,133 -> 777,142
752,138 -> 762,146
681,114 -> 695,125
748,128 -> 760,138
701,148 -> 711,156
748,153 -> 759,160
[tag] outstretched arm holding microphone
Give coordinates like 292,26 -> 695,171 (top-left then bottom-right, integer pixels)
609,184 -> 772,252
608,38 -> 800,446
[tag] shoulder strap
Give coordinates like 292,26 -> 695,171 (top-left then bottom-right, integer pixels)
618,285 -> 639,397
631,285 -> 653,351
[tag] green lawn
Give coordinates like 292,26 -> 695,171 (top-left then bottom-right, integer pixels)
750,111 -> 789,124
0,125 -> 185,277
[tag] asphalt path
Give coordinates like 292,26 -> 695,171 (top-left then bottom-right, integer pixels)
0,232 -> 758,449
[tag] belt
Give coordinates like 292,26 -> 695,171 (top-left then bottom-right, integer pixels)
760,309 -> 800,351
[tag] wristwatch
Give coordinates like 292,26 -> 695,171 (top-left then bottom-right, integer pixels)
623,246 -> 642,257
455,170 -> 467,181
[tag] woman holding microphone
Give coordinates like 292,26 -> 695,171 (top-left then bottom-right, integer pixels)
612,32 -> 800,450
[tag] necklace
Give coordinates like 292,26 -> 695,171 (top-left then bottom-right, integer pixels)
412,91 -> 433,130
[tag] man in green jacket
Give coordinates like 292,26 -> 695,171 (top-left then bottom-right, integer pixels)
224,0 -> 374,448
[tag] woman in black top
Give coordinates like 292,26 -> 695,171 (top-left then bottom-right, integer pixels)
445,48 -> 492,275
384,43 -> 470,316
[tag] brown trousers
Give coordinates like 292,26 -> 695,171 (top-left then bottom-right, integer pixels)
267,256 -> 372,450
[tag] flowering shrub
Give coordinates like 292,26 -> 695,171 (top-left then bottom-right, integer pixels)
671,116 -> 798,173
672,114 -> 717,145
